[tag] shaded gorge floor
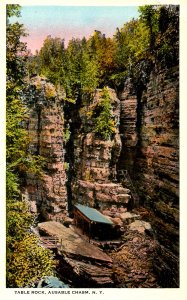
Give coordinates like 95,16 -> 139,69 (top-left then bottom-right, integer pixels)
39,207 -> 161,288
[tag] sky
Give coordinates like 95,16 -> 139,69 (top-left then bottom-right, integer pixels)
11,6 -> 140,54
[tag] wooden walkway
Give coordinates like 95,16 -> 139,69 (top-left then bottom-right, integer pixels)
39,236 -> 61,249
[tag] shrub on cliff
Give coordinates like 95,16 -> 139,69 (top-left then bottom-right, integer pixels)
93,88 -> 116,140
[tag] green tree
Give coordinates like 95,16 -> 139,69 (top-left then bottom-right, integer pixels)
156,5 -> 179,66
93,87 -> 116,140
138,5 -> 159,52
139,5 -> 179,67
38,36 -> 98,101
64,38 -> 84,99
6,4 -> 29,191
6,199 -> 55,288
62,37 -> 98,100
87,31 -> 116,86
79,41 -> 99,95
112,19 -> 149,88
27,50 -> 42,76
6,5 -> 55,288
39,35 -> 65,84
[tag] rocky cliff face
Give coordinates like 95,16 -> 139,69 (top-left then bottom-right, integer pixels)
23,64 -> 179,287
23,76 -> 67,220
118,65 -> 179,287
69,88 -> 131,210
118,77 -> 138,174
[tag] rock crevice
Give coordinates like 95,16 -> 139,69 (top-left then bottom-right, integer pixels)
23,63 -> 179,287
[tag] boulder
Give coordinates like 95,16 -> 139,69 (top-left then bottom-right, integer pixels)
128,220 -> 152,234
120,212 -> 140,225
111,217 -> 123,227
37,221 -> 113,287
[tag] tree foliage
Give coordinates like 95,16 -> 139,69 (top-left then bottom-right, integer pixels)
93,88 -> 116,140
39,35 -> 65,84
6,199 -> 55,288
112,18 -> 150,88
87,31 -> 116,86
29,5 -> 178,102
139,5 -> 179,66
6,5 -> 55,288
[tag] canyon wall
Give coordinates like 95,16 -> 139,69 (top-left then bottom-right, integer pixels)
69,88 -> 131,211
118,77 -> 138,175
23,64 -> 179,287
118,65 -> 179,287
23,76 -> 67,220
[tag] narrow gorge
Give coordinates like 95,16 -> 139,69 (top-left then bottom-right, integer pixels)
22,62 -> 179,288
6,4 -> 179,289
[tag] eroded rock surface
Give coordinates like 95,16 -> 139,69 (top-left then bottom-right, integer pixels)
71,88 -> 131,210
22,64 -> 179,288
74,180 -> 130,209
118,66 -> 179,287
107,206 -> 159,288
23,76 -> 67,220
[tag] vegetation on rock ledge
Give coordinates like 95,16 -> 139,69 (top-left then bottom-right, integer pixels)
93,88 -> 116,140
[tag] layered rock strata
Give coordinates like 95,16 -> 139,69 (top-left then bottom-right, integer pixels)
119,66 -> 179,287
74,180 -> 130,210
22,66 -> 179,287
71,88 -> 131,209
134,67 -> 179,208
118,77 -> 138,174
23,76 -> 67,220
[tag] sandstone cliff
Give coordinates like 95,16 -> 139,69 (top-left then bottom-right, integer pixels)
69,88 -> 131,210
118,65 -> 179,287
22,64 -> 179,287
23,76 -> 67,220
